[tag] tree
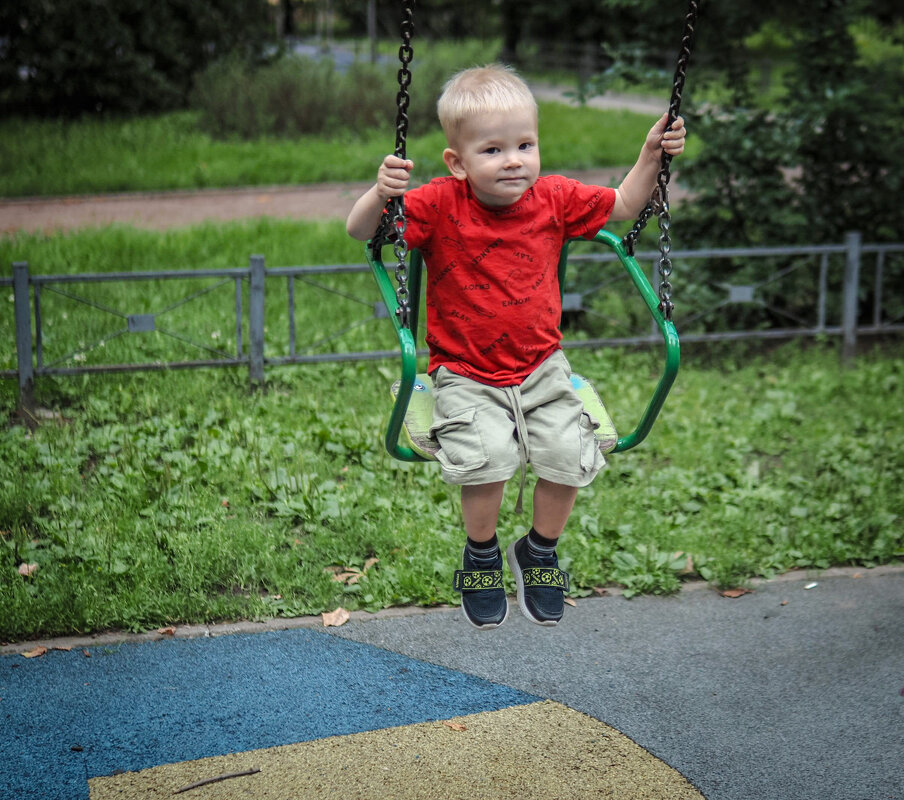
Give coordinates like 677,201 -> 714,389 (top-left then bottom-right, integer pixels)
678,0 -> 904,246
0,0 -> 273,116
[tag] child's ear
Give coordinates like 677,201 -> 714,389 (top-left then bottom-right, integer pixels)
443,148 -> 467,180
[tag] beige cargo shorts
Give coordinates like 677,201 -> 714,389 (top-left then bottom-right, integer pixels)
429,350 -> 606,489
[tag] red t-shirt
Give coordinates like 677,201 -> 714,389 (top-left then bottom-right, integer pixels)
402,175 -> 616,386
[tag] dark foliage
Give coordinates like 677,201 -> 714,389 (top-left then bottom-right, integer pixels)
0,0 -> 272,116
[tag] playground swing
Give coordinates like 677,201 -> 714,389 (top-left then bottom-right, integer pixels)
366,0 -> 698,464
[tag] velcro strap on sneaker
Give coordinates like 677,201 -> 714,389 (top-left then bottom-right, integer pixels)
522,566 -> 570,592
453,569 -> 503,592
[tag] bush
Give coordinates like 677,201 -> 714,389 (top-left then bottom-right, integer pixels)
190,49 -> 475,141
0,0 -> 272,116
191,56 -> 390,139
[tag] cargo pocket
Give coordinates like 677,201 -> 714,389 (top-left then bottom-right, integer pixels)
430,406 -> 488,477
578,410 -> 603,473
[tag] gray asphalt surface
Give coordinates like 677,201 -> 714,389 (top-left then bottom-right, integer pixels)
331,566 -> 904,800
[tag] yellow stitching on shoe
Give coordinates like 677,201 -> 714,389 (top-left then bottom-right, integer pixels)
453,570 -> 504,592
521,567 -> 569,591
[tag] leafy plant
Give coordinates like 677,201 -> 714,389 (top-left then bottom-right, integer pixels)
1,223 -> 903,641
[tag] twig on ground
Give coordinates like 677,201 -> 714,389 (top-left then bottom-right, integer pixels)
172,768 -> 261,794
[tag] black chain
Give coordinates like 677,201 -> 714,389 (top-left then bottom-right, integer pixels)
373,0 -> 415,329
622,0 -> 697,321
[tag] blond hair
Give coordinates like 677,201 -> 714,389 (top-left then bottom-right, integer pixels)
437,64 -> 537,142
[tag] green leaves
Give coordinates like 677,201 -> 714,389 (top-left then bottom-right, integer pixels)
2,327 -> 902,640
609,544 -> 686,599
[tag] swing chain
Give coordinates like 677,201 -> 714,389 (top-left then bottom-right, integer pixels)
393,2 -> 414,160
393,1 -> 414,327
372,0 -> 415,329
622,0 -> 697,321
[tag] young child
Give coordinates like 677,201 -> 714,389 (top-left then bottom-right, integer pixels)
347,64 -> 685,630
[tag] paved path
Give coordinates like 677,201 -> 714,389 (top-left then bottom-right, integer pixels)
2,566 -> 902,799
0,169 -> 639,234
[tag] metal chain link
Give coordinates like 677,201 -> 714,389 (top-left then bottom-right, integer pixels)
373,0 -> 415,329
622,0 -> 698,321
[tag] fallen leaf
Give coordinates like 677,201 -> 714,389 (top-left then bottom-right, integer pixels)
674,552 -> 696,575
592,586 -> 609,597
321,607 -> 350,628
720,588 -> 751,598
82,649 -> 91,658
157,626 -> 176,636
22,646 -> 48,659
780,600 -> 789,606
442,721 -> 467,732
53,645 -> 73,652
326,559 -> 379,586
852,572 -> 863,578
564,597 -> 577,607
17,563 -> 38,577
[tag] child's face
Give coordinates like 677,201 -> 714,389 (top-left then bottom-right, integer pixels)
443,107 -> 540,207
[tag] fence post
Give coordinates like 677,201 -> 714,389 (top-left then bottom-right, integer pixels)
13,262 -> 35,415
249,255 -> 266,386
841,231 -> 862,363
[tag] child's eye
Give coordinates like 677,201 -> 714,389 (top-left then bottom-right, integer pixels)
483,147 -> 500,155
519,142 -> 535,151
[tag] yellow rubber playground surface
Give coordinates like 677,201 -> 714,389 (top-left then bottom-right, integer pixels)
90,702 -> 701,799
2,622 -> 702,800
3,567 -> 902,800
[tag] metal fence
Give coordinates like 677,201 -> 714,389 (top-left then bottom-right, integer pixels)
4,232 -> 903,410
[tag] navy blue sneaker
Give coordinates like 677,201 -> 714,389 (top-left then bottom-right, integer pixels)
453,545 -> 508,630
506,535 -> 570,626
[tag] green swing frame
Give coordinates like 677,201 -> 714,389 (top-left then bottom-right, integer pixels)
366,0 -> 696,464
366,229 -> 680,463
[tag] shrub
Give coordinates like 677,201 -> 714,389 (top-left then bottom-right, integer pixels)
0,0 -> 272,116
192,55 -> 397,139
190,40 -> 497,141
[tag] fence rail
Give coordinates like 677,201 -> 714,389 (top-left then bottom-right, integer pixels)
4,232 -> 903,410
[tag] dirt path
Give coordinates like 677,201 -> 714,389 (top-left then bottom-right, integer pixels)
0,181 -> 374,234
0,87 -> 676,234
0,169 -> 641,234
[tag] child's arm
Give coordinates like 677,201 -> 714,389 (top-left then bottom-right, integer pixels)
346,155 -> 415,241
611,113 -> 686,221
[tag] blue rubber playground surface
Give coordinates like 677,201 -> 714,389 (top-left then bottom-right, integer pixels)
2,566 -> 902,800
2,629 -> 545,798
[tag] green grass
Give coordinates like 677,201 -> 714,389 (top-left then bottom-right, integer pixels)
0,102 -> 663,198
2,221 -> 902,641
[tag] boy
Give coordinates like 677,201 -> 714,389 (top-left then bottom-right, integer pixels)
347,64 -> 685,630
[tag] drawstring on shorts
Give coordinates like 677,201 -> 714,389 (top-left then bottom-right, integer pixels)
503,385 -> 530,514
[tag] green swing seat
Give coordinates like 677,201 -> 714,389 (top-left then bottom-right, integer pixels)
368,229 -> 680,463
389,370 -> 619,460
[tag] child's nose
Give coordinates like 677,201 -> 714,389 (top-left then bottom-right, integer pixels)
504,149 -> 523,167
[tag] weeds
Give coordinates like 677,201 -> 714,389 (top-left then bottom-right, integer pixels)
2,224 -> 903,642
2,332 -> 902,641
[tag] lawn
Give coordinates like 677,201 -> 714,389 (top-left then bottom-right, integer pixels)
0,102 -> 667,198
2,220 -> 902,642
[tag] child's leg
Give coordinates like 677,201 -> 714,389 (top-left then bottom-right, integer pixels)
454,480 -> 509,629
531,478 -> 578,540
507,477 -> 575,627
461,481 -> 507,542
